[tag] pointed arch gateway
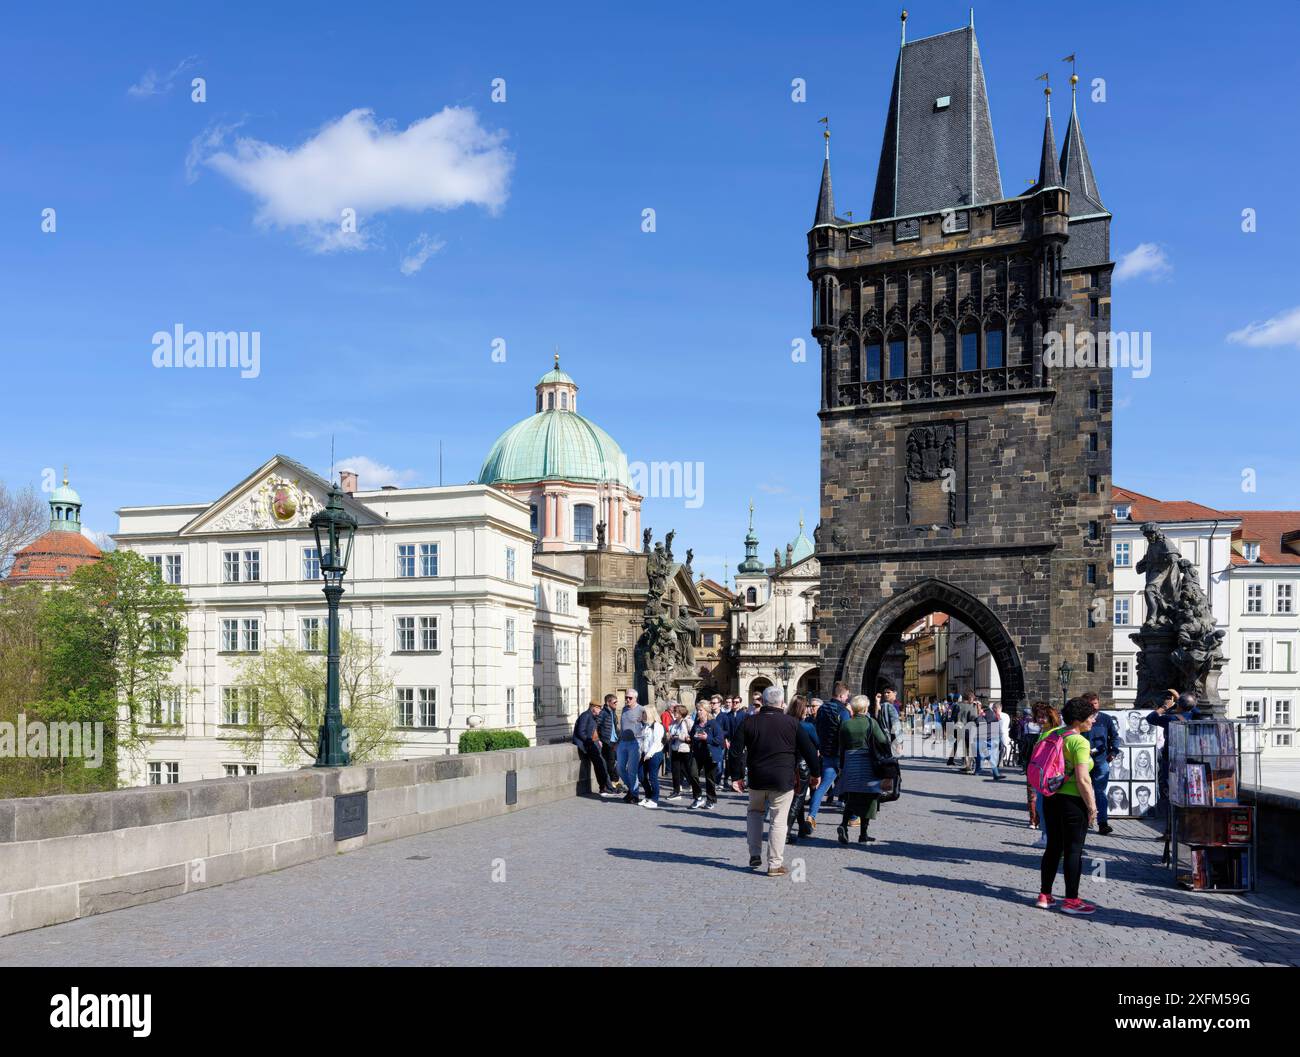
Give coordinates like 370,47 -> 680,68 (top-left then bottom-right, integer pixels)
835,578 -> 1025,709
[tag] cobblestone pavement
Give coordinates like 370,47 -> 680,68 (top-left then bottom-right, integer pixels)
3,758 -> 1299,966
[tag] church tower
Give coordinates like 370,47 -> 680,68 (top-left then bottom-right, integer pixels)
810,13 -> 1112,706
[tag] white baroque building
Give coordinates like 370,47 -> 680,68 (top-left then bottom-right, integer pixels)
1111,487 -> 1299,771
113,455 -> 590,786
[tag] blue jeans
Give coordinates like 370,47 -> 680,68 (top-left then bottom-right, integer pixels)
809,763 -> 837,818
976,739 -> 1000,778
616,738 -> 641,795
1093,766 -> 1109,827
641,752 -> 662,802
1035,790 -> 1046,835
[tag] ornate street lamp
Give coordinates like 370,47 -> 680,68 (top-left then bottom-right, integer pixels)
1058,659 -> 1073,710
776,649 -> 794,703
310,483 -> 358,767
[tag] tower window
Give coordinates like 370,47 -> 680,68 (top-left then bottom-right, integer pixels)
1088,389 -> 1099,410
560,392 -> 568,410
865,342 -> 882,382
888,339 -> 905,378
985,328 -> 1004,369
573,504 -> 594,543
960,329 -> 978,372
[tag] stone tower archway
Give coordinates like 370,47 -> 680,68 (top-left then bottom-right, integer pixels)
835,578 -> 1026,710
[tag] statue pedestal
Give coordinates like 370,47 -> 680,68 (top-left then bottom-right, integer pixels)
1130,626 -> 1224,718
673,675 -> 701,710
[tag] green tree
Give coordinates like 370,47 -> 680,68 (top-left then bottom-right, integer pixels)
231,630 -> 397,767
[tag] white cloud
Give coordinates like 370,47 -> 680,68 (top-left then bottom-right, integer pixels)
128,56 -> 199,98
332,456 -> 419,490
1227,306 -> 1300,350
1114,242 -> 1172,282
400,233 -> 446,276
194,107 -> 512,253
186,120 -> 244,183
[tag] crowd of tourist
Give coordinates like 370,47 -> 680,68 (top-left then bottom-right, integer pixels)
571,678 -> 1205,913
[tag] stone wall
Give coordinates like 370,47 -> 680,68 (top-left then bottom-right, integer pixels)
1242,785 -> 1300,884
0,743 -> 580,939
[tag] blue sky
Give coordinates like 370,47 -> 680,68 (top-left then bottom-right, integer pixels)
3,0 -> 1299,585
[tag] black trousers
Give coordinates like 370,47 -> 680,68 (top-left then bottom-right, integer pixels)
671,753 -> 699,799
1040,793 -> 1088,899
601,740 -> 621,787
578,743 -> 611,792
692,746 -> 718,803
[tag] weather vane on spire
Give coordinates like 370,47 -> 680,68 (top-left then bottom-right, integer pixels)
1062,53 -> 1078,92
818,115 -> 830,159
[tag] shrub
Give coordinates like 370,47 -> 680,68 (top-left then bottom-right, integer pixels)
458,728 -> 530,754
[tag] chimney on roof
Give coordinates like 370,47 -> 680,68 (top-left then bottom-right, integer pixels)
339,469 -> 358,495
381,484 -> 399,491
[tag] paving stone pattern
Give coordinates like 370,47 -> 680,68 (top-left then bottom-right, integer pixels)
2,758 -> 1298,966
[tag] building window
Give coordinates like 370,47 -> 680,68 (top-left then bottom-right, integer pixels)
224,764 -> 256,777
1088,521 -> 1101,542
1089,296 -> 1099,318
505,617 -> 516,653
1086,564 -> 1097,585
241,619 -> 260,652
1278,641 -> 1293,673
984,328 -> 1004,369
1278,733 -> 1294,747
1245,640 -> 1263,671
557,591 -> 569,615
1244,542 -> 1260,562
1114,597 -> 1130,626
222,687 -> 259,726
506,688 -> 517,725
1278,584 -> 1294,614
530,504 -> 539,536
148,687 -> 183,726
506,547 -> 517,581
704,631 -> 717,647
147,762 -> 180,785
746,587 -> 757,605
1115,541 -> 1131,567
420,543 -> 439,577
223,551 -> 241,582
960,328 -> 978,372
221,619 -> 239,652
574,505 -> 595,543
301,547 -> 321,580
1113,659 -> 1131,689
1246,584 -> 1263,614
1088,475 -> 1099,494
419,616 -> 438,651
1088,432 -> 1099,453
534,582 -> 542,607
418,688 -> 437,728
396,688 -> 414,727
1089,389 -> 1099,411
395,617 -> 416,652
303,688 -> 321,725
1086,653 -> 1096,673
888,338 -> 906,378
556,638 -> 569,664
865,341 -> 882,381
1113,503 -> 1131,520
1275,699 -> 1293,727
533,638 -> 541,663
300,617 -> 322,652
397,544 -> 416,578
147,553 -> 182,584
1242,699 -> 1262,722
533,686 -> 542,717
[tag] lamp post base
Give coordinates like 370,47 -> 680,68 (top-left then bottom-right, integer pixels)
314,714 -> 350,768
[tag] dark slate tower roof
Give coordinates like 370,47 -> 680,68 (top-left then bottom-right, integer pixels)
1059,79 -> 1104,214
1035,89 -> 1062,190
814,153 -> 835,226
870,24 -> 1003,220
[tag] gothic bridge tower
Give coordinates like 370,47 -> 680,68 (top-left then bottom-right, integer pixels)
811,14 -> 1113,706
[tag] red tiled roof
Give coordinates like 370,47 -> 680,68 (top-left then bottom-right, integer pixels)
5,530 -> 102,583
1111,487 -> 1230,524
1224,511 -> 1300,566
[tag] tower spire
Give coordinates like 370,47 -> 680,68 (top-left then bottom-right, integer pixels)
1035,83 -> 1061,189
814,119 -> 835,226
1058,67 -> 1104,214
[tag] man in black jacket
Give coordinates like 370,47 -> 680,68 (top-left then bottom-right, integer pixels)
572,701 -> 620,797
728,686 -> 820,876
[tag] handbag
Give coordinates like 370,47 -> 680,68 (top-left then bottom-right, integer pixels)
868,717 -> 903,802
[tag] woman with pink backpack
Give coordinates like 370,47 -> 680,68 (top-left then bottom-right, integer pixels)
1027,697 -> 1100,916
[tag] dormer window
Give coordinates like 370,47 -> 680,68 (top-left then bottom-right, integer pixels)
1244,542 -> 1260,563
1113,504 -> 1131,520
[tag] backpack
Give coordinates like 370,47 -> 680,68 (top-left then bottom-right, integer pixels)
1027,729 -> 1068,796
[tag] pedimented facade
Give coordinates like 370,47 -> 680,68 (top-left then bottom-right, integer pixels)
113,455 -> 590,786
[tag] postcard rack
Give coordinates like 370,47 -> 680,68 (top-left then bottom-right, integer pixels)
1168,719 -> 1260,893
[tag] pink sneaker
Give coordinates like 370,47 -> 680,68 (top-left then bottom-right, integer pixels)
1034,893 -> 1056,909
1061,898 -> 1096,916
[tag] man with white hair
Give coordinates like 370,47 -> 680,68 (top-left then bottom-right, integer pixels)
727,685 -> 820,877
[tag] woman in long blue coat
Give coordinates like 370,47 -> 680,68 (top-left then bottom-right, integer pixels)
836,695 -> 892,845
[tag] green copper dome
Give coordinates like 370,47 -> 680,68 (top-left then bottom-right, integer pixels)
478,410 -> 631,487
787,516 -> 814,564
537,366 -> 576,386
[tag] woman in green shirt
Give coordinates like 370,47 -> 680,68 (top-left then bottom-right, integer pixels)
1036,697 -> 1100,915
836,695 -> 893,844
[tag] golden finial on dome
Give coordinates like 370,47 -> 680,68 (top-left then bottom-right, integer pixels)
553,346 -> 560,369
62,465 -> 68,486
